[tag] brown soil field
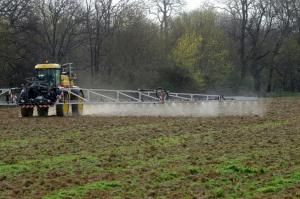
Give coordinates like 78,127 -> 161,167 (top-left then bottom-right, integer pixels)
0,98 -> 300,198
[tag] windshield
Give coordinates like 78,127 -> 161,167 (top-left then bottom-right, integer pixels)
36,69 -> 60,87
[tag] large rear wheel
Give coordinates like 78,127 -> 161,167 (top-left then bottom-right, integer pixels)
56,93 -> 70,117
21,107 -> 33,117
72,91 -> 84,116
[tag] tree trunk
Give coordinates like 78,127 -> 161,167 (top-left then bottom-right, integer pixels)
266,66 -> 274,93
240,0 -> 248,79
254,73 -> 261,92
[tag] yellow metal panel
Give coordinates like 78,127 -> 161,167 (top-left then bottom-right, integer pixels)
35,64 -> 61,69
61,75 -> 74,87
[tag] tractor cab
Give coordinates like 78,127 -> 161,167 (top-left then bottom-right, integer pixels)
34,63 -> 75,88
35,64 -> 61,87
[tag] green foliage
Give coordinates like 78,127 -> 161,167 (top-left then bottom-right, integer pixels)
191,71 -> 205,88
273,37 -> 300,91
0,18 -> 33,86
171,31 -> 205,89
156,65 -> 203,91
172,31 -> 202,70
170,9 -> 232,90
0,1 -> 300,92
267,92 -> 300,97
103,13 -> 164,89
225,71 -> 255,93
0,21 -> 15,85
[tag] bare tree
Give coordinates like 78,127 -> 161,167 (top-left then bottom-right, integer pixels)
225,0 -> 277,91
84,0 -> 129,78
0,0 -> 31,26
266,0 -> 295,92
0,0 -> 34,86
291,0 -> 300,44
149,0 -> 184,42
225,0 -> 254,79
36,0 -> 84,62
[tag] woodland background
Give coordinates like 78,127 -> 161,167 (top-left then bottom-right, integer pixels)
0,0 -> 299,94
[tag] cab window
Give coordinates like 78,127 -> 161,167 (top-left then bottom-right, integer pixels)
36,69 -> 60,87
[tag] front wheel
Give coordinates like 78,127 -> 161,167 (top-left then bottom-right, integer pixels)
21,107 -> 33,117
37,107 -> 48,117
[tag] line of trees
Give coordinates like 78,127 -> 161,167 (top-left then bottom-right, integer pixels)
0,0 -> 299,94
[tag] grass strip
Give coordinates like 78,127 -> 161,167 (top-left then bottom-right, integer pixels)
0,154 -> 99,176
257,171 -> 300,193
44,181 -> 121,199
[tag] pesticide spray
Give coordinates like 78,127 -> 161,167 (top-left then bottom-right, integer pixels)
82,100 -> 267,117
31,88 -> 268,117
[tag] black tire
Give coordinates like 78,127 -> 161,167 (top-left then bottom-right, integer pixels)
56,104 -> 64,117
56,92 -> 69,117
37,107 -> 48,117
21,107 -> 33,117
72,104 -> 79,116
71,91 -> 84,116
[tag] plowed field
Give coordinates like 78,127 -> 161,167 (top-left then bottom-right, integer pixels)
0,98 -> 300,198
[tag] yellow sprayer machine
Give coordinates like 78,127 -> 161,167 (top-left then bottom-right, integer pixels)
0,62 -> 262,117
18,63 -> 84,117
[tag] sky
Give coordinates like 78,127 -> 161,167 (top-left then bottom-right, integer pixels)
184,0 -> 226,11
